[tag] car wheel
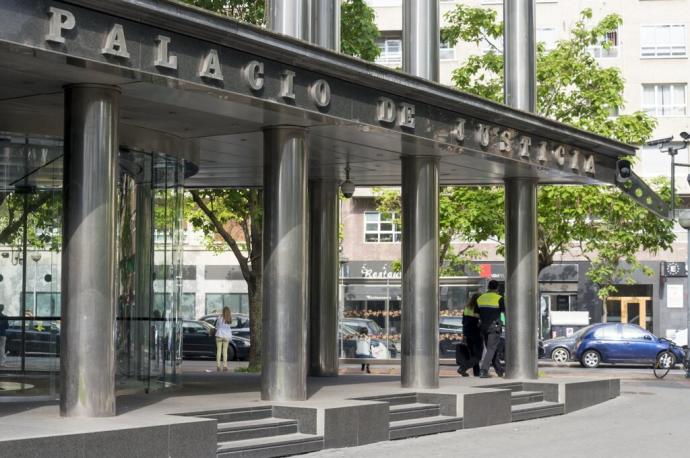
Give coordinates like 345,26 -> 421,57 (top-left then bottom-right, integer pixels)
228,345 -> 237,362
551,347 -> 570,364
581,349 -> 601,368
656,351 -> 676,369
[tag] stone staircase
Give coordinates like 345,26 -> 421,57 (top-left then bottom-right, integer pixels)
189,406 -> 324,457
362,393 -> 464,440
489,383 -> 566,422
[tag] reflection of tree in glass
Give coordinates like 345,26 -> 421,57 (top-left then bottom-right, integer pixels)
0,191 -> 61,251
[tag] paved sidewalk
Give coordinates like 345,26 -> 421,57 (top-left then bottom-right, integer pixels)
306,374 -> 690,458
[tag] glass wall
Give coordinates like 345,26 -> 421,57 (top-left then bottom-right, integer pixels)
339,277 -> 483,360
0,133 -> 185,401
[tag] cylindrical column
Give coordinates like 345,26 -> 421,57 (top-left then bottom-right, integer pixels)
403,0 -> 439,82
308,180 -> 340,377
261,127 -> 309,401
504,178 -> 539,380
60,84 -> 119,416
401,156 -> 439,389
266,0 -> 310,40
504,0 -> 536,111
311,0 -> 341,52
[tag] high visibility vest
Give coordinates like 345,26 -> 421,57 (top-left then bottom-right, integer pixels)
463,304 -> 479,318
477,291 -> 502,309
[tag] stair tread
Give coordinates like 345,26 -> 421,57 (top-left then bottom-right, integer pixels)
390,415 -> 461,429
389,402 -> 440,412
511,391 -> 543,397
217,418 -> 297,431
511,400 -> 563,412
217,433 -> 323,452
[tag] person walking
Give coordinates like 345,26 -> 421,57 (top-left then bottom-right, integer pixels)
355,327 -> 372,374
215,307 -> 233,372
477,280 -> 505,378
457,293 -> 482,377
0,304 -> 8,367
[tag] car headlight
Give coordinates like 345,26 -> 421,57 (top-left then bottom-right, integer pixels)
235,339 -> 250,347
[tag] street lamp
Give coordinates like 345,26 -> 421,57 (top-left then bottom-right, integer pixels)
648,132 -> 690,217
30,253 -> 41,316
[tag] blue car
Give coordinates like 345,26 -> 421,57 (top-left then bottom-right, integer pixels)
574,323 -> 684,368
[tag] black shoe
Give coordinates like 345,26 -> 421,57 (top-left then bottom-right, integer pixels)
479,370 -> 490,378
361,364 -> 365,371
366,365 -> 371,374
496,370 -> 505,378
457,368 -> 469,377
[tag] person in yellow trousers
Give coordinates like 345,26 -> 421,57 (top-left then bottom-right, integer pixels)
215,307 -> 233,372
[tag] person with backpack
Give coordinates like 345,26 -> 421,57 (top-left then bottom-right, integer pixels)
355,326 -> 372,374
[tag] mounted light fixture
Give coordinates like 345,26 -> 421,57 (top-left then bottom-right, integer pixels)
340,165 -> 355,198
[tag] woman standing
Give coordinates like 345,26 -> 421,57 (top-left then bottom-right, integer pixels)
356,327 -> 372,374
215,307 -> 233,372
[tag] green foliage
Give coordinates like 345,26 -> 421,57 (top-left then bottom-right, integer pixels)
375,186 -> 504,275
341,0 -> 381,61
0,191 -> 61,251
180,0 -> 381,62
179,0 -> 265,25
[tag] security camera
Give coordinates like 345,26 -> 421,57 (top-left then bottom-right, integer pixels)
616,159 -> 632,183
340,166 -> 355,198
647,136 -> 674,146
680,131 -> 690,141
341,179 -> 355,198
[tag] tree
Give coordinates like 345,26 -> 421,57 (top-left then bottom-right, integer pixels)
181,0 -> 381,371
378,6 -> 675,308
0,191 -> 61,250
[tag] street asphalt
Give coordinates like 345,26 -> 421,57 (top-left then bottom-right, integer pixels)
306,365 -> 690,458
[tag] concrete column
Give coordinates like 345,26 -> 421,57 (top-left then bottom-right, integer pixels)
504,178 -> 539,379
261,127 -> 309,401
266,0 -> 310,40
60,84 -> 119,417
504,0 -> 536,112
311,0 -> 341,52
401,156 -> 440,389
308,180 -> 340,376
503,0 -> 538,380
403,0 -> 440,82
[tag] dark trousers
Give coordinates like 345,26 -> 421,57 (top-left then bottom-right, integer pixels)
457,335 -> 482,376
480,328 -> 502,373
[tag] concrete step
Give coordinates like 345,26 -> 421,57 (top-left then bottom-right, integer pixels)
511,401 -> 565,422
389,415 -> 464,440
483,382 -> 523,392
510,391 -> 545,406
389,402 -> 441,422
216,418 -> 298,442
198,407 -> 274,423
217,433 -> 324,458
356,393 -> 419,406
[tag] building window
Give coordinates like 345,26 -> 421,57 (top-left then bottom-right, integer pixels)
588,29 -> 619,58
205,293 -> 249,315
537,27 -> 557,51
154,292 -> 196,319
641,24 -> 687,58
440,39 -> 456,60
364,211 -> 401,243
375,38 -> 402,66
642,83 -> 687,116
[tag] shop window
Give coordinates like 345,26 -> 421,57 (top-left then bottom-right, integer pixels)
205,292 -> 249,315
364,211 -> 401,243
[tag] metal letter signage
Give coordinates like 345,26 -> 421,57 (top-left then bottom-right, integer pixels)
309,79 -> 331,108
569,149 -> 581,172
499,130 -> 513,154
476,124 -> 490,148
376,97 -> 396,124
553,145 -> 566,167
199,49 -> 223,81
243,60 -> 264,91
46,7 -> 75,44
101,24 -> 130,59
452,118 -> 466,143
397,103 -> 415,129
280,70 -> 296,101
519,136 -> 532,160
583,154 -> 596,176
154,35 -> 177,70
537,141 -> 548,164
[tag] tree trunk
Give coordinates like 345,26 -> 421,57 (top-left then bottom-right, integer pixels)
247,270 -> 262,371
601,295 -> 608,322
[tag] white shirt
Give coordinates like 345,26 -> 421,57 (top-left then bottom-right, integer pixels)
215,315 -> 233,340
356,336 -> 372,356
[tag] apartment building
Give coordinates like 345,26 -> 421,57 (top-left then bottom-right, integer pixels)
338,0 -> 690,341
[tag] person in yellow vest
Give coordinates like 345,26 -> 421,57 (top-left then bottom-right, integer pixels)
457,293 -> 482,377
477,280 -> 505,378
